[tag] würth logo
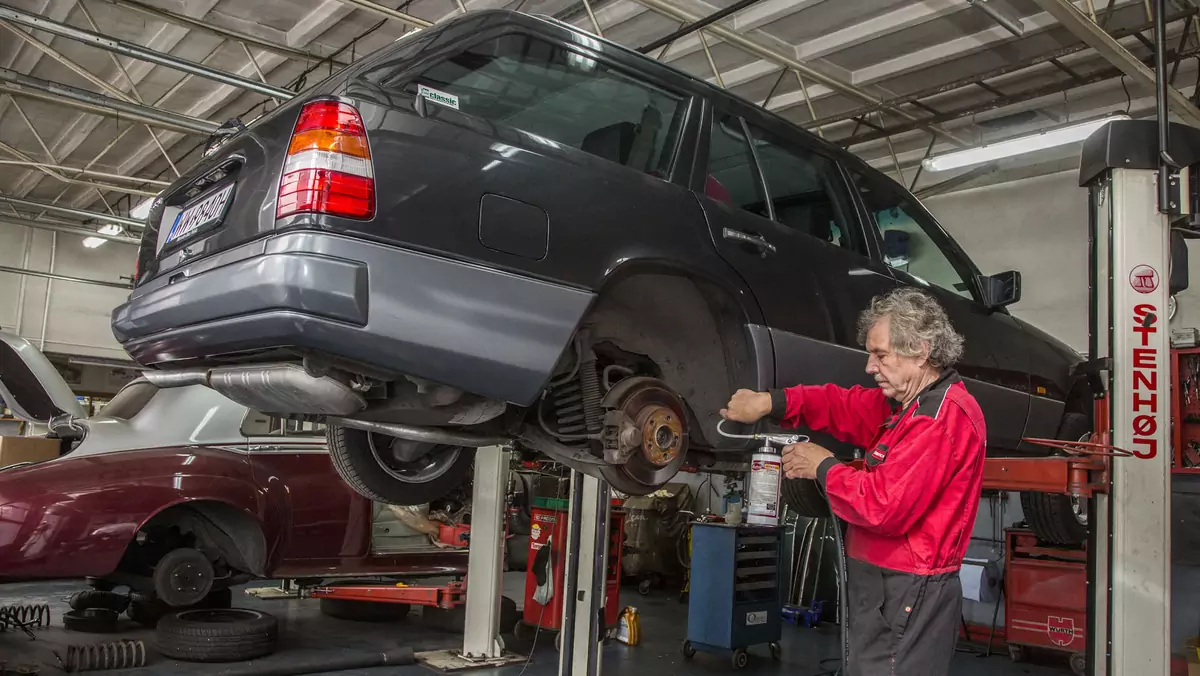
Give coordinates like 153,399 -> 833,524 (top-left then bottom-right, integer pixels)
1047,616 -> 1076,647
1130,265 -> 1160,294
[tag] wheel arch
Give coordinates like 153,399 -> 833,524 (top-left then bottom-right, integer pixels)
584,260 -> 771,448
138,500 -> 271,578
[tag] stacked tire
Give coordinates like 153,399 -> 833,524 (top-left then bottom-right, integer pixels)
157,608 -> 278,662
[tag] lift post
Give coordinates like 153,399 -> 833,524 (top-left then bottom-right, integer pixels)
1077,118 -> 1200,675
557,470 -> 613,676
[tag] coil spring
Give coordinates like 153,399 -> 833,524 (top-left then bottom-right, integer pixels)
578,355 -> 604,435
60,640 -> 147,673
0,604 -> 50,633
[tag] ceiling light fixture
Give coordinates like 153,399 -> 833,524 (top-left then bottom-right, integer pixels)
921,113 -> 1130,173
82,237 -> 106,249
82,224 -> 126,249
129,192 -> 160,220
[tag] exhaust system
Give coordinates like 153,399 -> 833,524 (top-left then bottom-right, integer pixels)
143,364 -> 366,416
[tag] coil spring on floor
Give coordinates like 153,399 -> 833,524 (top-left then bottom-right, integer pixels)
0,603 -> 50,633
61,640 -> 147,673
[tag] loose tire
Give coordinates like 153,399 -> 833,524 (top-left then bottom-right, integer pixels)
62,608 -> 119,633
156,608 -> 278,663
327,425 -> 473,505
781,478 -> 831,517
127,594 -> 168,628
69,590 -> 129,614
319,598 -> 411,622
1021,412 -> 1091,545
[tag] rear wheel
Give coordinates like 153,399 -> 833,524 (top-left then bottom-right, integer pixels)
327,425 -> 473,505
1021,412 -> 1090,545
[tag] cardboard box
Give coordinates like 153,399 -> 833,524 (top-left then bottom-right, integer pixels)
0,436 -> 60,467
1173,328 -> 1200,348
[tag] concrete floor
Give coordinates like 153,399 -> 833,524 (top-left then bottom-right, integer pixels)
0,575 -> 1069,676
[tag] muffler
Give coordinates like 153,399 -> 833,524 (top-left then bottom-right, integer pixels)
144,364 -> 366,416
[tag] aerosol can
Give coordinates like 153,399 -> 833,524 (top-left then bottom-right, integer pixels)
716,420 -> 808,526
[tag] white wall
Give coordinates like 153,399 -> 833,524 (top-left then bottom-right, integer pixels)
925,171 -> 1092,351
0,222 -> 136,360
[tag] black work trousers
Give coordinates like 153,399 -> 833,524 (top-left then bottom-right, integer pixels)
844,557 -> 962,676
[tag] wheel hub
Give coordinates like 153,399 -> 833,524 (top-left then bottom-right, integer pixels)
636,405 -> 683,467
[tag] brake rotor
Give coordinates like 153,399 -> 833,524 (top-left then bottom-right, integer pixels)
599,377 -> 689,495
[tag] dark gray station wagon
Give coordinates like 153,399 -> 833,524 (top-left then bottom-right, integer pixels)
113,10 -> 1091,544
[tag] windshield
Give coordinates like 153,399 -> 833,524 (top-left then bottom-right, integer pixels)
97,380 -> 159,420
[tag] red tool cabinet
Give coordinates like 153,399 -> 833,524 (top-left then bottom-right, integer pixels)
522,500 -> 625,631
1005,528 -> 1087,672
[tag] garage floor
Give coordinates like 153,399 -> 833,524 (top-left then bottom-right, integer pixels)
0,576 -> 1068,675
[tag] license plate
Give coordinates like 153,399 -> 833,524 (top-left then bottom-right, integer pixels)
165,184 -> 235,245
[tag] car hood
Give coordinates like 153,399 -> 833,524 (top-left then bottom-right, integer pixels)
0,331 -> 85,422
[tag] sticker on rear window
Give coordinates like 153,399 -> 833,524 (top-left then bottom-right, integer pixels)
418,84 -> 459,110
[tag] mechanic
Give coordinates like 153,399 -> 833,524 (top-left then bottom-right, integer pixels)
721,287 -> 986,676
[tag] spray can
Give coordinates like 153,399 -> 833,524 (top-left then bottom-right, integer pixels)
745,443 -> 783,526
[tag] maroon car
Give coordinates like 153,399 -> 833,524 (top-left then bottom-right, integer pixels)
0,332 -> 468,621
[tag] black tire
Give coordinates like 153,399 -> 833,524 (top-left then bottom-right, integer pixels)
732,648 -> 749,669
127,595 -> 169,628
513,620 -> 536,642
1069,652 -> 1086,676
637,579 -> 652,596
153,548 -> 215,607
1021,412 -> 1091,546
63,608 -> 119,633
769,642 -> 781,660
156,608 -> 278,663
69,590 -> 130,613
682,640 -> 696,659
327,425 -> 474,505
319,598 -> 411,622
781,478 -> 831,517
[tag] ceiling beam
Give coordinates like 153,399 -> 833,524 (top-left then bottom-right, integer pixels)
1030,0 -> 1200,124
0,216 -> 139,244
0,194 -> 143,228
329,0 -> 431,27
0,3 -> 294,100
623,0 -> 970,145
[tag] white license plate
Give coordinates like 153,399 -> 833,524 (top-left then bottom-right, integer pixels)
165,184 -> 235,245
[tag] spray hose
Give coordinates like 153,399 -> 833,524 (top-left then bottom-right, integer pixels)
716,420 -> 849,675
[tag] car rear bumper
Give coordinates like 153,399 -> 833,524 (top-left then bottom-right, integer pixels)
112,232 -> 594,406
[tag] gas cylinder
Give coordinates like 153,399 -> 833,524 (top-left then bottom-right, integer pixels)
745,443 -> 783,526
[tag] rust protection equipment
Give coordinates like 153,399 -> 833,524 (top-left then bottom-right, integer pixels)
771,370 -> 987,676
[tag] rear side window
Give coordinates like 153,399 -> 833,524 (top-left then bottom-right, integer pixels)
410,33 -> 685,176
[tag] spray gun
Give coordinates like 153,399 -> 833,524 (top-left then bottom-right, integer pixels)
716,420 -> 808,527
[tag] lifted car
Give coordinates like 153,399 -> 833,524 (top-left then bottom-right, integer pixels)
0,332 -> 469,622
111,11 -> 1090,543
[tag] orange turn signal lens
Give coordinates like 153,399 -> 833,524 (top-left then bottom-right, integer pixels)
287,129 -> 370,159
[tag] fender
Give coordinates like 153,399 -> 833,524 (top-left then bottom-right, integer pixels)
0,447 -> 264,580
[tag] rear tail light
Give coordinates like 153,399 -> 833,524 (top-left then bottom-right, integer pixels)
277,100 -> 375,220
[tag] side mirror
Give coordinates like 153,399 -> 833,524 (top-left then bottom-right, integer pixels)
980,270 -> 1022,309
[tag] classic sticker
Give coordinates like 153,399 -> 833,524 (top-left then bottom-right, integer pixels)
418,85 -> 460,110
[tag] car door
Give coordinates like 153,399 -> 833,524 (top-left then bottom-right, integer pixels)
847,169 -> 1031,452
244,414 -> 370,563
696,102 -> 897,394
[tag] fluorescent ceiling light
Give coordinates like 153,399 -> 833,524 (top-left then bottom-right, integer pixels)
922,114 -> 1130,173
82,237 -> 106,249
97,224 -> 123,236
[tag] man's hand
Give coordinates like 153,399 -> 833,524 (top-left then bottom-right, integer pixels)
782,442 -> 834,480
720,389 -> 773,423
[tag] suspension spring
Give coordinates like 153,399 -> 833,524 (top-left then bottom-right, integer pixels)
552,379 -> 587,436
60,640 -> 147,672
0,603 -> 50,633
578,353 -> 604,436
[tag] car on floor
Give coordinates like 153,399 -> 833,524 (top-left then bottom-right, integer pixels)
0,331 -> 469,623
110,10 -> 1090,544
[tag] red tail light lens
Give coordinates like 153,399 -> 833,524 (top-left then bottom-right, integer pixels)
277,100 -> 375,220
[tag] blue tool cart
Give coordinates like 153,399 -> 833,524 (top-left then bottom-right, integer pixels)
682,523 -> 783,668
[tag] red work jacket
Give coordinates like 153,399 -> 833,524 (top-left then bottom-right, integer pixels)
773,371 -> 986,576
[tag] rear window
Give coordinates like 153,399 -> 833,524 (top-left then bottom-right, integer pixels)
406,33 -> 685,176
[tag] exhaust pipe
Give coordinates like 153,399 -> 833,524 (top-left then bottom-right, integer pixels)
330,417 -> 510,448
142,368 -> 209,388
142,364 -> 366,416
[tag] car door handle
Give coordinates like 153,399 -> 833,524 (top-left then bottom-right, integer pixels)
723,228 -> 777,254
